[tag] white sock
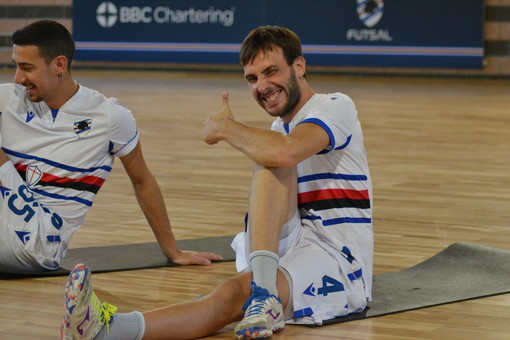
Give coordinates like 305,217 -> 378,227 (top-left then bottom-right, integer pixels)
250,250 -> 279,296
94,311 -> 145,340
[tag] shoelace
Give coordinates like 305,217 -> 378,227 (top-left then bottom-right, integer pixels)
242,282 -> 271,311
90,292 -> 118,333
245,298 -> 270,317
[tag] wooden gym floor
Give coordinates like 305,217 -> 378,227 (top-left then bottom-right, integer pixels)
0,69 -> 509,339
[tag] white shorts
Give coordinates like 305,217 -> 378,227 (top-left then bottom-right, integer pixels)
231,211 -> 368,325
0,161 -> 66,272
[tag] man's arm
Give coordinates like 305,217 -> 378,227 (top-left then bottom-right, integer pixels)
203,91 -> 330,167
120,142 -> 223,265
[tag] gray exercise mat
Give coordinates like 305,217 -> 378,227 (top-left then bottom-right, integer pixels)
320,241 -> 510,325
3,239 -> 509,323
0,235 -> 236,278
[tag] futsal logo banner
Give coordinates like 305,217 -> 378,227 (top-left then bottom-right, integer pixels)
348,0 -> 391,42
357,0 -> 384,28
74,0 -> 484,69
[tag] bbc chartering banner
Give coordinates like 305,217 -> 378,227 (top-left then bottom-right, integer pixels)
73,0 -> 484,69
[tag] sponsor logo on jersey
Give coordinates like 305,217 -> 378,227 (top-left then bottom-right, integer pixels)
0,186 -> 12,199
303,283 -> 317,297
26,110 -> 35,123
74,119 -> 93,138
15,231 -> 31,245
26,165 -> 43,188
357,0 -> 384,28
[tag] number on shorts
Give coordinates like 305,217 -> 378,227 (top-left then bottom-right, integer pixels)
7,184 -> 63,230
8,193 -> 36,222
317,275 -> 345,296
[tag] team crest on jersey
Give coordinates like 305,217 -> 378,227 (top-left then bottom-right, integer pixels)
357,0 -> 384,28
26,165 -> 43,188
74,119 -> 92,138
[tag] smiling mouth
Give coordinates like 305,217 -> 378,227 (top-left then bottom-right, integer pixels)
262,89 -> 282,104
24,84 -> 36,93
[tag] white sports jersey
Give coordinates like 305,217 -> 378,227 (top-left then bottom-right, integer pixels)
271,92 -> 373,300
0,83 -> 138,269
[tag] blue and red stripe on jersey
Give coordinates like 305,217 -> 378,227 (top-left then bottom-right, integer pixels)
298,172 -> 371,224
298,188 -> 370,211
15,164 -> 105,194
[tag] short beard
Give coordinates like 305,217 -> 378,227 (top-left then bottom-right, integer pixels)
269,68 -> 301,119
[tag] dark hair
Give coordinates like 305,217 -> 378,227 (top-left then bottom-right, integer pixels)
240,26 -> 303,67
11,20 -> 75,69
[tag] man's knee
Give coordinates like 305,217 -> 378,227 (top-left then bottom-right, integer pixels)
252,164 -> 296,180
209,273 -> 252,319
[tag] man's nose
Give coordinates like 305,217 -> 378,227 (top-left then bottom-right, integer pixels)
14,68 -> 25,84
256,78 -> 270,93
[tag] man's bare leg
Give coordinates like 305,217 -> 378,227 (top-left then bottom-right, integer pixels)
224,165 -> 297,338
141,271 -> 290,340
244,164 -> 297,298
247,165 -> 298,254
63,266 -> 290,340
63,165 -> 295,340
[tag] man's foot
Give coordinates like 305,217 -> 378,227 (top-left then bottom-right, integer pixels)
60,264 -> 118,340
234,282 -> 284,339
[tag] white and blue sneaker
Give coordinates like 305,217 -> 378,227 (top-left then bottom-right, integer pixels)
60,264 -> 117,340
234,282 -> 285,339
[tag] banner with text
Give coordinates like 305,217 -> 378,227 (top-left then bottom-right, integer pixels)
73,0 -> 484,69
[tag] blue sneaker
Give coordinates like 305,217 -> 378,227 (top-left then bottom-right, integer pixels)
60,264 -> 117,340
234,282 -> 284,339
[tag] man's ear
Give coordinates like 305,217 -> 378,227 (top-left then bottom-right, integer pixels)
293,56 -> 307,79
53,55 -> 68,75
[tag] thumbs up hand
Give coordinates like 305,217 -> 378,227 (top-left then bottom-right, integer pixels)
203,91 -> 235,145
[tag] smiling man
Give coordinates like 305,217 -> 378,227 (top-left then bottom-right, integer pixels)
0,20 -> 222,274
204,26 -> 374,338
61,26 -> 373,340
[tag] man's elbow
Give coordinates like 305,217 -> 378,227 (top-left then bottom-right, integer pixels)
270,149 -> 300,168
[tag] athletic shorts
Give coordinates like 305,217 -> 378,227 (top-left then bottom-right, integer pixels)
0,161 -> 66,273
231,211 -> 368,325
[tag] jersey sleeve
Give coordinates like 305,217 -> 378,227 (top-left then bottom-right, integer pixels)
107,98 -> 139,157
299,94 -> 357,153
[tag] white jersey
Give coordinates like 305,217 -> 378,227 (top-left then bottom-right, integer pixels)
0,83 -> 138,269
271,92 -> 373,300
